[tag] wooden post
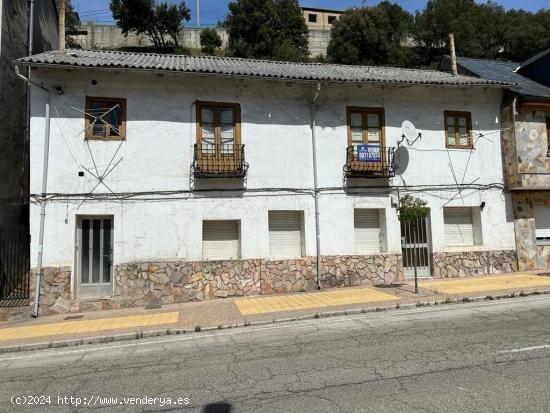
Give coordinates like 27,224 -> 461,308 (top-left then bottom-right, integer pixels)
58,0 -> 65,54
449,33 -> 457,76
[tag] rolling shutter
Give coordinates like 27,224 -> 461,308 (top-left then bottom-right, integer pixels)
269,211 -> 303,258
202,220 -> 240,259
354,209 -> 381,253
534,206 -> 550,239
444,208 -> 474,246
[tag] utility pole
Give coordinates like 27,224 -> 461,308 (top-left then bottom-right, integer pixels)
449,33 -> 458,76
58,0 -> 65,54
196,0 -> 200,28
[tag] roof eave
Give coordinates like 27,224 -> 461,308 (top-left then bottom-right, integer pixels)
19,61 -> 514,89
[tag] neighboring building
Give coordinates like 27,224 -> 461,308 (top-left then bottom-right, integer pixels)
0,0 -> 57,229
301,7 -> 341,30
19,50 -> 517,315
441,53 -> 550,271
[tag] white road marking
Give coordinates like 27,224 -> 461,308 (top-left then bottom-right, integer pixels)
1,294 -> 549,363
497,344 -> 550,354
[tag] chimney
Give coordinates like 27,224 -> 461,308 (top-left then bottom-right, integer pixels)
449,33 -> 457,76
58,0 -> 65,54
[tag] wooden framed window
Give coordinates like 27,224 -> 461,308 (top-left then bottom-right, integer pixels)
347,107 -> 385,148
85,96 -> 126,141
444,111 -> 472,149
196,101 -> 241,156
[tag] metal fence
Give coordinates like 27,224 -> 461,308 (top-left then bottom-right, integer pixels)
400,217 -> 432,279
0,229 -> 30,306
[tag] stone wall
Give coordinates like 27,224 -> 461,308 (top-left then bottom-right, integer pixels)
512,191 -> 550,271
432,250 -> 518,278
515,109 -> 550,188
33,254 -> 401,315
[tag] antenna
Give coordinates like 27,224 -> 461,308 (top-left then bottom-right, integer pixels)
398,120 -> 422,147
196,0 -> 200,27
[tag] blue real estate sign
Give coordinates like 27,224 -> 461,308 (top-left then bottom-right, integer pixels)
357,144 -> 381,162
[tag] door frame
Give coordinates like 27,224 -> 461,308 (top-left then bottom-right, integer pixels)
75,215 -> 114,299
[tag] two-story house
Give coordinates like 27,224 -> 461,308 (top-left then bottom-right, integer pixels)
18,50 -> 517,315
442,53 -> 550,271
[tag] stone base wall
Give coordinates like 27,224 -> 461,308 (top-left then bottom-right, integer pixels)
30,267 -> 73,316
432,250 -> 518,278
32,254 -> 402,315
512,191 -> 550,271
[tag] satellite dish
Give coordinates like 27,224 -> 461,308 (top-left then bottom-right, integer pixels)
402,120 -> 417,141
393,146 -> 409,176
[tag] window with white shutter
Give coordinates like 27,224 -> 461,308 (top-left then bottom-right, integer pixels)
534,205 -> 550,242
444,207 -> 475,246
354,209 -> 381,253
202,220 -> 240,260
268,211 -> 304,258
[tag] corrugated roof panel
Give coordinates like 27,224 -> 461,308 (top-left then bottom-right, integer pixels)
18,49 -> 514,87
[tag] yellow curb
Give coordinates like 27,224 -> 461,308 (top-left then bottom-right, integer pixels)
0,312 -> 179,342
419,273 -> 550,295
235,287 -> 399,315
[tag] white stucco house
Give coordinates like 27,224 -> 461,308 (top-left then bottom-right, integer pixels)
18,50 -> 517,314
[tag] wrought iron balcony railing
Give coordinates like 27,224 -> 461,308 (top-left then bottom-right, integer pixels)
344,145 -> 395,179
192,143 -> 249,178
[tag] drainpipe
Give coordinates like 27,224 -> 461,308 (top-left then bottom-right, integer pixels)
15,65 -> 51,317
310,82 -> 322,289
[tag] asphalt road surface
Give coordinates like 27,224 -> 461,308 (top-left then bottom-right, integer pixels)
1,296 -> 550,412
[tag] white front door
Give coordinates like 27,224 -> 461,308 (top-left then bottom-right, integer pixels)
77,217 -> 113,298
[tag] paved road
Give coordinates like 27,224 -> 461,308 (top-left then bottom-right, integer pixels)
1,296 -> 550,412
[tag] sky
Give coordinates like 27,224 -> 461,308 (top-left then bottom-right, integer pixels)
73,0 -> 550,26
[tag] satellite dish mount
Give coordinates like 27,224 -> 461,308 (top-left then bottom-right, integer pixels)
398,120 -> 422,147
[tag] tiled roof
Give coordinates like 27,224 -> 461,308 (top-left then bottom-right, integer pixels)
18,49 -> 513,87
453,56 -> 550,99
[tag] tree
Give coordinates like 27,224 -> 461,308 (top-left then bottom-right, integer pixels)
502,9 -> 550,62
327,2 -> 413,66
110,0 -> 191,50
413,0 -> 507,66
200,28 -> 223,55
65,0 -> 81,32
225,0 -> 309,61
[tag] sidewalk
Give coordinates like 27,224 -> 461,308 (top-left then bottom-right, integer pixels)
1,271 -> 550,353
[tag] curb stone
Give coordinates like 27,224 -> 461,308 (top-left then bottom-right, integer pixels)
0,289 -> 549,355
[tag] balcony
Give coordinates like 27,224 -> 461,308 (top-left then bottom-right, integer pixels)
344,145 -> 395,179
192,143 -> 249,178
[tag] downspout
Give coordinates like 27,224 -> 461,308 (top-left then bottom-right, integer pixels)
16,65 -> 51,317
310,82 -> 322,289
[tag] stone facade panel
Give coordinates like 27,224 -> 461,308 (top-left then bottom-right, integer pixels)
432,250 -> 518,278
